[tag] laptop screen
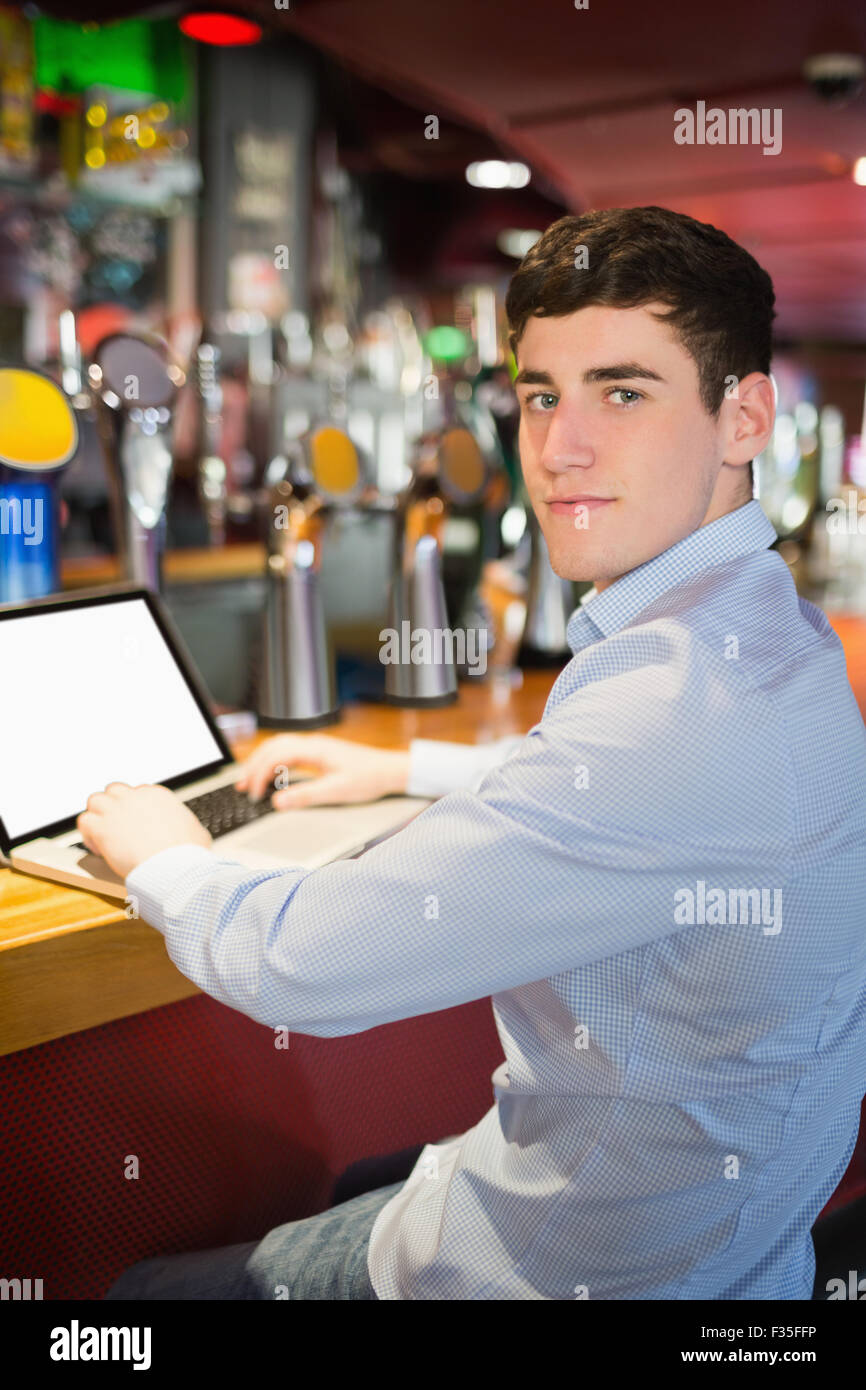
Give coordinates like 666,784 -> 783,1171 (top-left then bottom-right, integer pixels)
0,591 -> 230,849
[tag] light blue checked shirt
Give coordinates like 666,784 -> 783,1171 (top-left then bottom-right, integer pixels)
127,499 -> 866,1299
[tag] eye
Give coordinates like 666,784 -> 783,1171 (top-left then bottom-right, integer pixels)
605,387 -> 644,407
523,390 -> 558,412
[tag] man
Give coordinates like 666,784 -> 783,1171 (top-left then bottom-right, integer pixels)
95,206 -> 866,1300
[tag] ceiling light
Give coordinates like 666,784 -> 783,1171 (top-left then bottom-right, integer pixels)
497,229 -> 542,258
179,12 -> 263,46
466,160 -> 531,189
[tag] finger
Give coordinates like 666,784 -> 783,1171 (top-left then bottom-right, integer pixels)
241,740 -> 320,800
271,774 -> 353,809
234,746 -> 291,795
104,782 -> 134,795
85,790 -> 111,811
77,812 -> 96,850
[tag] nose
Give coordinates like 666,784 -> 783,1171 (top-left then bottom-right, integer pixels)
538,405 -> 595,474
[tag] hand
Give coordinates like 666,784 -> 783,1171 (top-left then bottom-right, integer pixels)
235,734 -> 411,809
77,783 -> 213,880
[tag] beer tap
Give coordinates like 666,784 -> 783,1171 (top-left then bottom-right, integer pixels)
257,476 -> 340,729
519,502 -> 575,663
385,423 -> 487,705
193,342 -> 228,548
88,332 -> 184,592
256,387 -> 373,728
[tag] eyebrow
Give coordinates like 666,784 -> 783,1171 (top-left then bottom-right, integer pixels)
513,363 -> 666,387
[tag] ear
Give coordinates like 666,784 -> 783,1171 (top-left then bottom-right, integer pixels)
722,371 -> 775,466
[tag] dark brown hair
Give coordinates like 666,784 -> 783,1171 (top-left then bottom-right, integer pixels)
505,205 -> 776,418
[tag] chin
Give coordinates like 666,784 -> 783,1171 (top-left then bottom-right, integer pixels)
548,558 -> 599,584
543,540 -> 604,584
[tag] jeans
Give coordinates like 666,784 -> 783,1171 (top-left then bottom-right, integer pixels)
103,1181 -> 405,1301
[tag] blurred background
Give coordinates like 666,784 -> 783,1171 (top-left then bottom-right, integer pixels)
0,0 -> 865,709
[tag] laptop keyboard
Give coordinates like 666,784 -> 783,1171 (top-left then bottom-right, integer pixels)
184,779 -> 302,837
71,776 -> 305,849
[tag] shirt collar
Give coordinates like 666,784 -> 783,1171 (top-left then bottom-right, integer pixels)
566,500 -> 778,654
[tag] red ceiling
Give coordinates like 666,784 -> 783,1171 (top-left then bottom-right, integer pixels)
255,0 -> 866,343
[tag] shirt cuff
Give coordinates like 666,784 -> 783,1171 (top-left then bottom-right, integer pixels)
406,735 -> 525,798
125,843 -> 222,933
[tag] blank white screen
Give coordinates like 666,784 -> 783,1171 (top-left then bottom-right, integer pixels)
0,596 -> 225,840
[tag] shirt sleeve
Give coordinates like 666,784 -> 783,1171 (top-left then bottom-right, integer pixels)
125,643 -> 792,1040
406,734 -> 526,797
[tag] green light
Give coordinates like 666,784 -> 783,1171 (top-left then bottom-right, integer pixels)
34,16 -> 189,103
423,326 -> 472,363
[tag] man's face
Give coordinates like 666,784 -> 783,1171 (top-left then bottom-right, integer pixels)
515,303 -> 733,589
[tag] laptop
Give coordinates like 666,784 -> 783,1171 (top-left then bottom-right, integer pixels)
0,585 -> 431,900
